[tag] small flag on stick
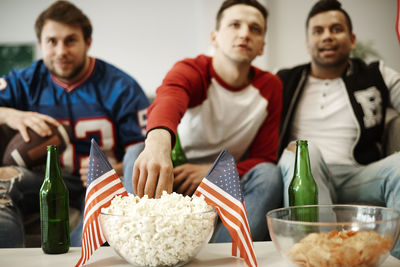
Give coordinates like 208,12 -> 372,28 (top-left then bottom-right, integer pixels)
75,139 -> 128,267
397,0 -> 400,43
194,150 -> 257,267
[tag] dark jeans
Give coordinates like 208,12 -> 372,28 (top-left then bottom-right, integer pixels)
0,166 -> 84,247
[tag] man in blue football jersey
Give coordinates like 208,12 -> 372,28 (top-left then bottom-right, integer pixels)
0,1 -> 149,247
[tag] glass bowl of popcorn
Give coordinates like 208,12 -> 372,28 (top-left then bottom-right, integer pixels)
267,205 -> 400,267
99,192 -> 217,267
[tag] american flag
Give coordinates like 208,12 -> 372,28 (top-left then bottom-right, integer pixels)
75,139 -> 128,267
194,150 -> 257,267
397,0 -> 400,43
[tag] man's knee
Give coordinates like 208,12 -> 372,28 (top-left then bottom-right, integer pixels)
0,166 -> 21,181
279,141 -> 297,170
280,140 -> 324,171
286,141 -> 296,153
0,166 -> 21,197
123,142 -> 145,168
249,162 -> 282,190
0,192 -> 24,247
283,140 -> 320,155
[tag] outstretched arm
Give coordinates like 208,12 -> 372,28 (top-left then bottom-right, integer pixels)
132,56 -> 209,198
132,128 -> 174,198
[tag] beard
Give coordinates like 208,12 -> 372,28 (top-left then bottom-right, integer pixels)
47,56 -> 87,83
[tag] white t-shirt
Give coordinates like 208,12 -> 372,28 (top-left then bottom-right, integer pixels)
290,76 -> 359,165
179,77 -> 268,163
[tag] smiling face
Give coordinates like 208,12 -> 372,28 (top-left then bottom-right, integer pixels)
211,4 -> 266,66
39,19 -> 91,83
306,10 -> 356,75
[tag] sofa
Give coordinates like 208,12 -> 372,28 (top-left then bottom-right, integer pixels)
0,109 -> 399,247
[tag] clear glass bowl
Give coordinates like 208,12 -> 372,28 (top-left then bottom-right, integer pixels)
267,205 -> 400,267
99,206 -> 217,267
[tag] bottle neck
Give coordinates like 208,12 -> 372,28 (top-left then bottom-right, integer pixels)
175,133 -> 181,148
293,141 -> 313,178
45,146 -> 62,180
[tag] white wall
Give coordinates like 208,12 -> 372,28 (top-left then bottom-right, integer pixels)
0,0 -> 399,98
0,0 -> 234,97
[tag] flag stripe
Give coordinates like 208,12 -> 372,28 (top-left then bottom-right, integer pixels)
83,184 -> 127,226
196,185 -> 257,266
202,177 -> 244,207
193,149 -> 258,267
397,0 -> 400,43
193,186 -> 254,247
83,184 -> 126,225
75,140 -> 128,267
197,189 -> 257,267
90,223 -> 97,255
85,171 -> 120,200
84,171 -> 121,208
199,180 -> 254,242
84,186 -> 126,224
218,207 -> 255,266
232,240 -> 238,256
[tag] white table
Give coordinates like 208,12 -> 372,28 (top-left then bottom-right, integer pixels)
0,242 -> 399,266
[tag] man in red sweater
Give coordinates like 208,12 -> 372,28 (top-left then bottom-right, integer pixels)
128,0 -> 282,242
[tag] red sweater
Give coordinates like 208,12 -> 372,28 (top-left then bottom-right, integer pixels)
147,55 -> 282,176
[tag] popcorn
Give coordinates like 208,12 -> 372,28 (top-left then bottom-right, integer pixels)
100,191 -> 216,267
287,229 -> 393,267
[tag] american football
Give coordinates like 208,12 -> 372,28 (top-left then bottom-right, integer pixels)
2,123 -> 72,168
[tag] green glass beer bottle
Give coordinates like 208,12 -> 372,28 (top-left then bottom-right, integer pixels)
40,145 -> 70,254
288,140 -> 318,222
171,133 -> 187,167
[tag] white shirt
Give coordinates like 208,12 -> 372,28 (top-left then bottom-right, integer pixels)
290,76 -> 359,165
179,77 -> 268,163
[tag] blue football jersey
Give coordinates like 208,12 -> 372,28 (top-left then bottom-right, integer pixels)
0,57 -> 149,175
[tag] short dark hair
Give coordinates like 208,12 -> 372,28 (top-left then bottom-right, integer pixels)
35,0 -> 92,42
306,0 -> 353,33
216,0 -> 268,30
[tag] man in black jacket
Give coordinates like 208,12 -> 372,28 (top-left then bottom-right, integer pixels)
277,0 -> 400,258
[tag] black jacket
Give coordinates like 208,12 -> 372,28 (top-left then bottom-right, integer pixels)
277,58 -> 389,165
